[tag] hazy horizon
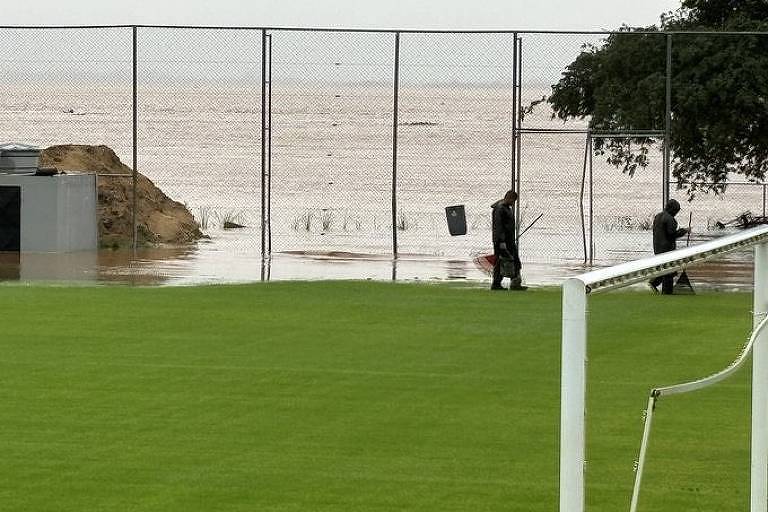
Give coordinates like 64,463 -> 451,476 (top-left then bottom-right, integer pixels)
5,1 -> 681,31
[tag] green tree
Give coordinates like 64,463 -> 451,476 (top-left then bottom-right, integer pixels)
546,1 -> 768,193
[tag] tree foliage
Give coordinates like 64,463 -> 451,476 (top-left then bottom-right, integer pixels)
546,0 -> 768,193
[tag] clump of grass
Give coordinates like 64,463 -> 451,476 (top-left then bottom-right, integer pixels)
221,210 -> 247,229
637,217 -> 652,231
291,213 -> 313,232
397,213 -> 414,231
195,207 -> 213,231
603,215 -> 653,232
320,210 -> 334,232
342,215 -> 363,232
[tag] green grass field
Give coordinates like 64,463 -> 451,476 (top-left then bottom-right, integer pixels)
0,282 -> 755,511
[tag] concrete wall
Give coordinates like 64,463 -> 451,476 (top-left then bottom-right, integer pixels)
0,173 -> 97,252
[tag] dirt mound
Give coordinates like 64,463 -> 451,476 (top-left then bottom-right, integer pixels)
40,145 -> 203,247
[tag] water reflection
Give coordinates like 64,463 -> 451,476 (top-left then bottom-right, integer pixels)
0,252 -> 20,280
445,259 -> 469,280
0,251 -> 98,282
261,256 -> 272,282
97,246 -> 199,285
0,240 -> 757,291
0,247 -> 198,285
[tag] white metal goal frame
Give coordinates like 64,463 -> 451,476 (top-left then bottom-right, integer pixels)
560,225 -> 768,512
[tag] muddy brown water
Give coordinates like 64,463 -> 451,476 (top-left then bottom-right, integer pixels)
2,83 -> 763,266
0,233 -> 756,291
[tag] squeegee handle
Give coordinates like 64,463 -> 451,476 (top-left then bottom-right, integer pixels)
517,213 -> 544,240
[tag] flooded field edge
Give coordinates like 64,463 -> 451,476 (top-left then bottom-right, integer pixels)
0,232 -> 756,291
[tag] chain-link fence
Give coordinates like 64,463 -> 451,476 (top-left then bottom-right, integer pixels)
1,26 -> 766,268
270,30 -> 394,255
138,28 -> 264,252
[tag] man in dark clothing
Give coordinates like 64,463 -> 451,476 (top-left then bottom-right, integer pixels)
649,199 -> 689,294
491,190 -> 526,291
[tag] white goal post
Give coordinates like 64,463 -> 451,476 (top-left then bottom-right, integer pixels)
560,225 -> 768,512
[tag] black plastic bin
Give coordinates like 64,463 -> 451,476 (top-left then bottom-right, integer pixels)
445,205 -> 467,236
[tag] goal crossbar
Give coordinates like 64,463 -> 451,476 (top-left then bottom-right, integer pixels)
560,225 -> 768,512
577,225 -> 768,294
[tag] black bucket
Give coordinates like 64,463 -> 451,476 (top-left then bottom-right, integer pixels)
445,205 -> 467,236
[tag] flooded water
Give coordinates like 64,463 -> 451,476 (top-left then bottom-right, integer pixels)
0,228 -> 756,291
1,82 -> 763,265
0,78 -> 764,289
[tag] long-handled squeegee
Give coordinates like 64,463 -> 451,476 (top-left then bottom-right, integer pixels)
517,213 -> 544,241
675,212 -> 695,294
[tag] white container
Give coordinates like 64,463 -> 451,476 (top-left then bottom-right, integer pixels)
0,143 -> 40,174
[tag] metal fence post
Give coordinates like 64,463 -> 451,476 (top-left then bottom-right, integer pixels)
588,133 -> 594,265
260,29 -> 267,259
515,36 -> 523,242
132,26 -> 138,253
391,31 -> 401,259
267,32 -> 273,256
663,33 -> 672,209
580,133 -> 589,264
511,32 -> 518,191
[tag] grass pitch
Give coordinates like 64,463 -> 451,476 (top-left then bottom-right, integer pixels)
0,282 -> 754,511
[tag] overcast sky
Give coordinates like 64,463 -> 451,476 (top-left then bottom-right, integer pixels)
9,0 -> 682,31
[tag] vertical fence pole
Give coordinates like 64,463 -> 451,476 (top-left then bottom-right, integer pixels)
391,32 -> 401,259
663,34 -> 672,209
511,32 -> 518,191
560,278 -> 588,512
260,29 -> 267,259
588,133 -> 594,265
267,33 -> 273,256
580,134 -> 589,264
763,184 -> 766,219
131,26 -> 138,253
515,37 -> 523,242
753,242 -> 768,512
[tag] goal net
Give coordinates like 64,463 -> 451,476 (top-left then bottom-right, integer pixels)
559,225 -> 768,512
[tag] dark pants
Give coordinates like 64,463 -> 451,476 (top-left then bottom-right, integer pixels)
650,272 -> 677,295
650,247 -> 677,294
491,242 -> 521,289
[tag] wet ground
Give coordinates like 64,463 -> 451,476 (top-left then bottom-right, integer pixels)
0,235 -> 756,291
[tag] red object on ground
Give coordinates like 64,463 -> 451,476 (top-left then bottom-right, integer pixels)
473,253 -> 496,275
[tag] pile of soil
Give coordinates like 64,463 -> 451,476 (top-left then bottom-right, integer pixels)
40,145 -> 203,247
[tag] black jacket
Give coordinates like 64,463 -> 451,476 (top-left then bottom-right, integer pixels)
653,201 -> 687,254
492,200 -> 516,245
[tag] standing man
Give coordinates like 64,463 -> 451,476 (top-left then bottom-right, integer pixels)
650,199 -> 689,294
491,190 -> 526,291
